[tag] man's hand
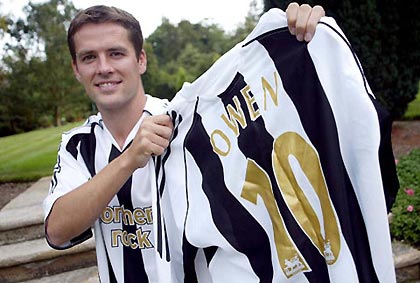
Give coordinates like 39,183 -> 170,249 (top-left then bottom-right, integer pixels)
286,3 -> 325,42
126,114 -> 174,169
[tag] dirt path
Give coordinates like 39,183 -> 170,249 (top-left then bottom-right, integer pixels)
391,120 -> 420,158
0,182 -> 33,209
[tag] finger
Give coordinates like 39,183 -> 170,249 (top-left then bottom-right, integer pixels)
304,5 -> 325,42
140,122 -> 173,142
286,2 -> 299,35
134,131 -> 169,157
155,123 -> 173,140
149,114 -> 173,127
150,135 -> 170,153
295,4 -> 312,42
148,129 -> 173,156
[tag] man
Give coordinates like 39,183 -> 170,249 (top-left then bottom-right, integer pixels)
43,3 -> 325,282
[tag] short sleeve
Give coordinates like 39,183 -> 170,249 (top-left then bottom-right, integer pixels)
43,134 -> 93,249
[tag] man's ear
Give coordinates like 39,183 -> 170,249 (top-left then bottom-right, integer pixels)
138,49 -> 147,75
71,60 -> 81,82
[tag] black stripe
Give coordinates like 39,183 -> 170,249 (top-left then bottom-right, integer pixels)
158,112 -> 181,196
243,26 -> 289,48
109,145 -> 148,283
154,155 -> 164,259
182,234 -> 199,283
258,28 -> 379,282
50,154 -> 61,193
102,223 -> 118,283
162,112 -> 183,261
204,246 -> 218,266
66,122 -> 99,177
184,111 -> 274,283
107,256 -> 118,283
153,155 -> 171,262
181,101 -> 199,281
369,97 -> 399,211
154,112 -> 183,261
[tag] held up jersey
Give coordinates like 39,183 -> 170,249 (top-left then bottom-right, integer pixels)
154,8 -> 399,283
43,95 -> 168,283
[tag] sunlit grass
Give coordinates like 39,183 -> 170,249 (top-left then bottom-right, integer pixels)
0,122 -> 80,183
404,83 -> 420,120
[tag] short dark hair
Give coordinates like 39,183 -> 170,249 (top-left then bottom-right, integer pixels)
68,5 -> 143,62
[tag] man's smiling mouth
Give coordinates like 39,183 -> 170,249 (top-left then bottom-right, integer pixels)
95,81 -> 122,88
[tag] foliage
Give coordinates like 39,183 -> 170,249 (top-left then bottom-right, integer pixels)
25,0 -> 90,125
225,0 -> 262,47
144,18 -> 230,99
390,149 -> 420,248
0,7 -> 7,34
0,122 -> 79,183
0,0 -> 90,136
264,0 -> 420,120
403,83 -> 420,120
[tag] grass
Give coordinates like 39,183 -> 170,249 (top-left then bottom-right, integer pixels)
403,83 -> 420,120
0,122 -> 81,183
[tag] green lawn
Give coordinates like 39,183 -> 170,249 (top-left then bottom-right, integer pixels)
0,122 -> 80,183
404,86 -> 420,120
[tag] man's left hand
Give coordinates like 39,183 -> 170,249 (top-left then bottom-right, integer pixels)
286,3 -> 325,42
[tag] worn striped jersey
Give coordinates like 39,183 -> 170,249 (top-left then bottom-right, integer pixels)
154,8 -> 399,283
43,95 -> 168,283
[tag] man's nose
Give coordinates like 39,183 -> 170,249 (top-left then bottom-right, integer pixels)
96,55 -> 113,75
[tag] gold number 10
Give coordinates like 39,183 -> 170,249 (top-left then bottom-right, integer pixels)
241,132 -> 340,278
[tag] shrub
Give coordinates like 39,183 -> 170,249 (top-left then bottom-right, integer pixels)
390,148 -> 420,248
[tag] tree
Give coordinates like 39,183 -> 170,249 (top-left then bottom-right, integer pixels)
24,0 -> 88,126
145,18 -> 230,99
229,0 -> 263,45
0,54 -> 46,134
0,3 -> 7,34
0,0 -> 89,135
264,0 -> 420,119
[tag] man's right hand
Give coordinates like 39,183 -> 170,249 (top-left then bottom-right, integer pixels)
126,114 -> 174,169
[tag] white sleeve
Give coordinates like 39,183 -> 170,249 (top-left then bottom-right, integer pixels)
42,133 -> 93,250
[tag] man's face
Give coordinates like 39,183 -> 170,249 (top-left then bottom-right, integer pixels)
71,22 -> 146,112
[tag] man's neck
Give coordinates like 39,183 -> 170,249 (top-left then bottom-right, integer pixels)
100,95 -> 147,149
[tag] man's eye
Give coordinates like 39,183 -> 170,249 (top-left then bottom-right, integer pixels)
110,52 -> 124,57
82,55 -> 95,62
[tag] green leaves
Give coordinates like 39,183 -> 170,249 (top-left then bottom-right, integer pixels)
390,149 -> 420,248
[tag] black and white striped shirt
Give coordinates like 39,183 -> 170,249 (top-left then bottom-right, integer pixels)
154,8 -> 398,283
44,95 -> 168,283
